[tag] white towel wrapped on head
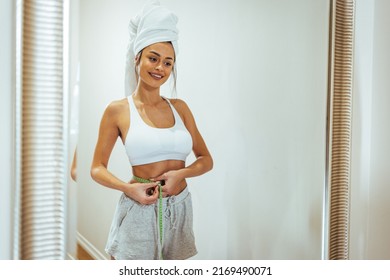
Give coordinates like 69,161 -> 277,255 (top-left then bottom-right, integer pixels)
125,0 -> 179,96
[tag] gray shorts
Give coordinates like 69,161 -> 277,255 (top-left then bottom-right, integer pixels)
105,187 -> 197,260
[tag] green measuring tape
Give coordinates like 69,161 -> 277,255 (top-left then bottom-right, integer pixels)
133,175 -> 164,260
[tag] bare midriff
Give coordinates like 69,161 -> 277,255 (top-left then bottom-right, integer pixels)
130,159 -> 187,192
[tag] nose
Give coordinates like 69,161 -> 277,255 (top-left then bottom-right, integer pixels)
155,63 -> 163,71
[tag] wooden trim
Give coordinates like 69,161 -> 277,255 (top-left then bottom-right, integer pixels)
326,0 -> 356,260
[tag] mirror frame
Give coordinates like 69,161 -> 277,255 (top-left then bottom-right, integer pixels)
324,0 -> 355,260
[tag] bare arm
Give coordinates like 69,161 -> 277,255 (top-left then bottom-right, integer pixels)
176,99 -> 213,178
70,148 -> 77,182
90,102 -> 159,204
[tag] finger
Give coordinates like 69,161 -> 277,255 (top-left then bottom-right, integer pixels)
155,187 -> 163,197
152,173 -> 167,181
150,187 -> 159,199
162,191 -> 170,198
161,185 -> 171,194
145,186 -> 155,196
141,182 -> 158,189
143,197 -> 157,205
153,187 -> 164,198
151,177 -> 162,182
149,175 -> 164,181
142,189 -> 158,203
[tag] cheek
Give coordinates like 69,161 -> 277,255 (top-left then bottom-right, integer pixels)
138,63 -> 151,75
165,66 -> 174,75
164,70 -> 173,80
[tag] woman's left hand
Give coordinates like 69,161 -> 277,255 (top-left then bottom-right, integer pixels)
152,170 -> 185,197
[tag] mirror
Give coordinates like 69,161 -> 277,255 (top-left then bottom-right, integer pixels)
70,0 -> 330,260
7,0 -> 389,261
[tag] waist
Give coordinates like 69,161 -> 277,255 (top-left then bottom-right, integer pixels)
131,160 -> 185,179
130,176 -> 187,193
131,175 -> 189,203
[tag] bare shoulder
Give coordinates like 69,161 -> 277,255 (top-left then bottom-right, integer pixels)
106,97 -> 128,110
104,97 -> 129,117
169,98 -> 197,126
169,98 -> 191,114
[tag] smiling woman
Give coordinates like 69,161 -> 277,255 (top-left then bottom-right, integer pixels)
134,43 -> 176,92
89,1 -> 213,260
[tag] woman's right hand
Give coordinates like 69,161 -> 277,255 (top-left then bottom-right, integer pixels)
124,182 -> 159,205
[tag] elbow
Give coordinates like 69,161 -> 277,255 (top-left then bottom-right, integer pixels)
70,167 -> 77,182
90,165 -> 101,182
207,155 -> 214,172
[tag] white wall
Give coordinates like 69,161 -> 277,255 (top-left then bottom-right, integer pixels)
350,0 -> 390,259
368,0 -> 390,259
77,0 -> 329,259
0,0 -> 14,260
66,0 -> 80,260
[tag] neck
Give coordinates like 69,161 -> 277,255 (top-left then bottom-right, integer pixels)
133,83 -> 162,105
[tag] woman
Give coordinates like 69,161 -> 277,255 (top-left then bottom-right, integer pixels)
90,1 -> 213,260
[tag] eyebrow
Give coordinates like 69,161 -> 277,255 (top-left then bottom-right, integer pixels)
149,51 -> 174,60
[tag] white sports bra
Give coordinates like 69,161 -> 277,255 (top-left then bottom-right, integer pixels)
124,95 -> 193,166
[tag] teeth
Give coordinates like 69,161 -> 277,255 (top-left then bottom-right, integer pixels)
151,73 -> 162,79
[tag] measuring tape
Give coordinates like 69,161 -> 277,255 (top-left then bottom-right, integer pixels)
133,175 -> 164,260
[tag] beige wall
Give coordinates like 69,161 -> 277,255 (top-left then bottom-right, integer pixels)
350,0 -> 390,260
0,0 -> 14,260
368,0 -> 390,259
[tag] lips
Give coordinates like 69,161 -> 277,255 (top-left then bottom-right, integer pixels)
149,72 -> 164,80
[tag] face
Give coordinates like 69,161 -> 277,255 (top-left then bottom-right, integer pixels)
136,42 -> 175,89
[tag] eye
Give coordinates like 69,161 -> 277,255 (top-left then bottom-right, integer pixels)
164,61 -> 172,67
148,56 -> 157,62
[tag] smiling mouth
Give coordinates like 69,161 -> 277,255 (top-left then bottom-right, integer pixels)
149,72 -> 163,80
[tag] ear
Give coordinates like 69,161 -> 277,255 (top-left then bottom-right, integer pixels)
134,52 -> 141,65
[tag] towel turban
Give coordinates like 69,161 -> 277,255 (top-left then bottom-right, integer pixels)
125,0 -> 179,96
